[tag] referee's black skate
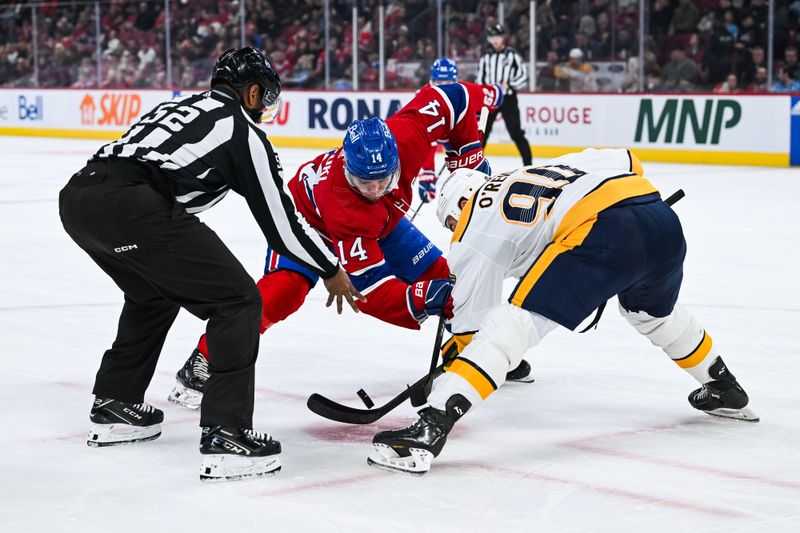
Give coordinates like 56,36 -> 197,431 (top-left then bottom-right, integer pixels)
689,357 -> 759,422
87,397 -> 163,447
167,348 -> 208,409
199,426 -> 281,482
368,394 -> 471,475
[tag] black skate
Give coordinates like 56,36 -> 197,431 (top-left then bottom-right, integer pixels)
167,348 -> 208,409
87,397 -> 163,447
506,359 -> 534,383
199,426 -> 282,482
368,394 -> 471,475
688,357 -> 759,422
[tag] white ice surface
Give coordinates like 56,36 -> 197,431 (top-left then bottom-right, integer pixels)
1,136 -> 799,532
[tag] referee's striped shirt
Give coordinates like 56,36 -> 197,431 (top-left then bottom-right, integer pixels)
477,46 -> 528,92
92,89 -> 339,278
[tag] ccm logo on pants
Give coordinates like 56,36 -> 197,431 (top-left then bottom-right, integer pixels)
114,244 -> 138,253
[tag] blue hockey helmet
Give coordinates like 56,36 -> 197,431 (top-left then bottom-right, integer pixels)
342,117 -> 401,201
430,57 -> 458,85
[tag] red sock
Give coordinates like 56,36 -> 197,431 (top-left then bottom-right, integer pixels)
195,270 -> 312,362
256,269 -> 312,332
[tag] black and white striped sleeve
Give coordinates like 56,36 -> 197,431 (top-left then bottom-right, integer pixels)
509,50 -> 528,90
231,123 -> 340,279
477,54 -> 488,84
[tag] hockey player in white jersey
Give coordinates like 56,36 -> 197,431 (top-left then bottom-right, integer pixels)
368,148 -> 758,475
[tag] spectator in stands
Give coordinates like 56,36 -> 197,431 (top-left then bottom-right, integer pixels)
714,73 -> 741,92
741,46 -> 766,86
708,18 -> 736,84
538,49 -> 567,91
723,10 -> 739,40
783,46 -> 800,80
592,12 -> 612,58
773,66 -> 800,92
685,32 -> 705,68
747,66 -> 769,92
670,0 -> 701,35
555,48 -> 598,91
651,0 -> 675,46
661,47 -> 699,91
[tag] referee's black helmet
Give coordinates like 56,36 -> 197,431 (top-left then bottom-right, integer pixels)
211,47 -> 281,121
487,24 -> 505,37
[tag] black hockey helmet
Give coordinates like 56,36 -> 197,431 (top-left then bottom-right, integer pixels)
211,46 -> 281,122
487,23 -> 505,37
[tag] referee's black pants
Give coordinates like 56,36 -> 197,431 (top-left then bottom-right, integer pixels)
59,160 -> 261,429
483,92 -> 533,166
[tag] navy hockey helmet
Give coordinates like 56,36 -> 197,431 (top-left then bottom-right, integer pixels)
487,23 -> 506,37
342,117 -> 401,201
211,47 -> 282,123
430,57 -> 459,85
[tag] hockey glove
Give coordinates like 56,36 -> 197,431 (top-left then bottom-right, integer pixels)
417,171 -> 438,203
407,278 -> 454,323
445,145 -> 491,175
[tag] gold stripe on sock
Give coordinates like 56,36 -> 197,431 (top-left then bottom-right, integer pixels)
447,358 -> 497,400
674,332 -> 713,369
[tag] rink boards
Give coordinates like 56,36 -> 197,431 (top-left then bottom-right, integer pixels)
0,88 -> 797,166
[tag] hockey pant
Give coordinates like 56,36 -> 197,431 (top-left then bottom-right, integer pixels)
60,160 -> 260,429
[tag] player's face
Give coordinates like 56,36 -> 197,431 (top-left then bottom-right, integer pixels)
346,168 -> 400,202
445,215 -> 458,231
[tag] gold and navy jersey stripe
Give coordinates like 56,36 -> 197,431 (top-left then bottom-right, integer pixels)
447,356 -> 498,400
673,331 -> 713,368
510,173 -> 658,307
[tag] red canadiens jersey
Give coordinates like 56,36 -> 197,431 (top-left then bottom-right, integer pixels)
420,81 -> 503,173
288,83 -> 491,280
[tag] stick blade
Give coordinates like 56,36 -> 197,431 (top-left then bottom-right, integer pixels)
306,393 -> 382,425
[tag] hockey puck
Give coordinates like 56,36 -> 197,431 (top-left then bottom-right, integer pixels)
357,388 -> 374,409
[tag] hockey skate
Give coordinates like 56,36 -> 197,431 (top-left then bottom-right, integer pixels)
199,426 -> 281,482
689,357 -> 759,422
506,359 -> 534,383
167,349 -> 208,409
87,397 -> 163,447
367,394 -> 471,475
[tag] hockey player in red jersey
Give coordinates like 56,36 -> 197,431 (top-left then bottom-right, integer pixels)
168,81 -> 528,409
416,57 -> 503,204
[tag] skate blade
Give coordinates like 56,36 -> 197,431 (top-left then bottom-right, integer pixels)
705,406 -> 760,422
507,376 -> 535,384
167,383 -> 202,409
199,453 -> 281,482
367,444 -> 432,476
87,423 -> 162,447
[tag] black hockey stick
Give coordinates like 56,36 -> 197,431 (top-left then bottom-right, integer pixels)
306,314 -> 448,425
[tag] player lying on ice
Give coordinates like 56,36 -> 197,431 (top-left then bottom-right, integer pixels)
168,79 -> 530,409
367,148 -> 759,476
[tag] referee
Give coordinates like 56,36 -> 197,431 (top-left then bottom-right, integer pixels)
477,24 -> 533,166
59,47 -> 363,481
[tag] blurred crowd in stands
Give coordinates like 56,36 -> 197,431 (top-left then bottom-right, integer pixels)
1,0 -> 799,93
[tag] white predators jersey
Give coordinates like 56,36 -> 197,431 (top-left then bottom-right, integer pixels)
448,148 -> 658,338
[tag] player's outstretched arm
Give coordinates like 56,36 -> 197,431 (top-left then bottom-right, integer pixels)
323,266 -> 366,314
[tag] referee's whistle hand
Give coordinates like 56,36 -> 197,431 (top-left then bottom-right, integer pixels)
323,266 -> 367,314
